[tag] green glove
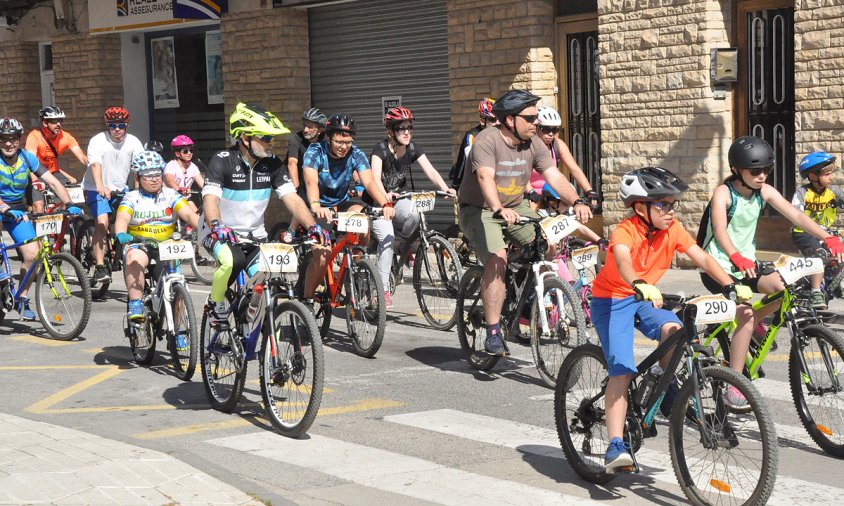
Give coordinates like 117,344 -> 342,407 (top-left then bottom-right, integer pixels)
735,284 -> 753,302
632,280 -> 661,302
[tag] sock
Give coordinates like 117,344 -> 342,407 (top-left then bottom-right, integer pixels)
486,322 -> 501,337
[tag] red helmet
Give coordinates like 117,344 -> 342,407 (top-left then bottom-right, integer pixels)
104,106 -> 130,123
384,106 -> 414,125
478,97 -> 496,120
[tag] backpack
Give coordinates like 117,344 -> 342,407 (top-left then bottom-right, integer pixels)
696,182 -> 764,249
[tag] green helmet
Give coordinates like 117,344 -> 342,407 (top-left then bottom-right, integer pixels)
229,102 -> 290,138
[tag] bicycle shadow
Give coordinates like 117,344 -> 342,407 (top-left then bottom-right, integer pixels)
404,345 -> 550,388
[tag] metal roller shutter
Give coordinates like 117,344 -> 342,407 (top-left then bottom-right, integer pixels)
309,0 -> 454,231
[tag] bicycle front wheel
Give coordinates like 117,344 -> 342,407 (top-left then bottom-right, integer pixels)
529,276 -> 587,389
789,324 -> 844,457
130,309 -> 156,366
455,266 -> 501,371
35,252 -> 92,340
200,304 -> 246,412
169,283 -> 199,381
190,234 -> 217,285
260,300 -> 324,438
669,366 -> 778,506
413,234 -> 463,331
344,258 -> 385,358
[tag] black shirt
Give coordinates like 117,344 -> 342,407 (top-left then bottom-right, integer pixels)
363,140 -> 424,205
286,131 -> 324,189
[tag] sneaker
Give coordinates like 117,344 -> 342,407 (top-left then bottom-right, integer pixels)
18,297 -> 35,321
384,291 -> 393,309
604,437 -> 634,472
810,290 -> 827,310
207,300 -> 229,330
93,264 -> 111,285
724,385 -> 748,410
175,333 -> 189,352
484,328 -> 509,356
127,299 -> 145,322
660,378 -> 679,418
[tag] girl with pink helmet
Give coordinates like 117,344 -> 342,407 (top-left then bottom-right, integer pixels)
164,134 -> 204,213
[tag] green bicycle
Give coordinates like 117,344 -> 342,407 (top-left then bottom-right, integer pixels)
700,254 -> 844,457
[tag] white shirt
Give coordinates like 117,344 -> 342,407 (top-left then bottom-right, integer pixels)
82,131 -> 143,192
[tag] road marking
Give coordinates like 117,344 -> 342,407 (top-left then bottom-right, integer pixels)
207,431 -> 600,505
25,367 -> 125,414
134,398 -> 405,440
8,334 -> 76,346
0,365 -> 104,371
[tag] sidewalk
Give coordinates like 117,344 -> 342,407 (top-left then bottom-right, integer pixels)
0,413 -> 262,505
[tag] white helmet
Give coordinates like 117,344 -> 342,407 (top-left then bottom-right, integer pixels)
619,167 -> 688,207
537,107 -> 562,127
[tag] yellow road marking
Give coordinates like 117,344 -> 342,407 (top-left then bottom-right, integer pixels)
26,367 -> 125,414
0,365 -> 104,371
132,398 -> 406,440
9,334 -> 76,347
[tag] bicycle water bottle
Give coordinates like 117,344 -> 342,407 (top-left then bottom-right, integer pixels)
246,283 -> 264,324
635,364 -> 664,406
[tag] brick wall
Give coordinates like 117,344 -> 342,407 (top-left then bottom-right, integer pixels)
0,42 -> 41,130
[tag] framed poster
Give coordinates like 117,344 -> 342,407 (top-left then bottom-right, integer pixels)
151,36 -> 179,109
205,30 -> 224,104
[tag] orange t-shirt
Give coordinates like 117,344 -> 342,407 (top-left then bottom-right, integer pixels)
591,215 -> 696,299
24,129 -> 79,174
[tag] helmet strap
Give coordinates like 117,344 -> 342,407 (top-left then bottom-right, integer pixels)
809,173 -> 827,193
732,169 -> 755,191
635,202 -> 659,238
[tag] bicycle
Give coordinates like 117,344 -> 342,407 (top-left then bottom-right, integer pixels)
0,210 -> 91,340
700,254 -> 844,457
387,191 -> 463,330
310,206 -> 387,358
74,190 -> 126,299
41,184 -> 90,258
556,235 -> 605,328
200,235 -> 324,437
123,234 -> 200,381
455,210 -> 587,387
555,292 -> 778,505
172,189 -> 218,285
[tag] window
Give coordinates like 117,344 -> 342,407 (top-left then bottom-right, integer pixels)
39,42 -> 55,107
557,0 -> 597,16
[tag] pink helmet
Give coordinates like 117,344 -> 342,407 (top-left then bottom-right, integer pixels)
171,134 -> 194,148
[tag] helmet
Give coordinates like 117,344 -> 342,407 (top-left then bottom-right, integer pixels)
301,108 -> 327,126
799,151 -> 836,177
537,107 -> 562,127
0,117 -> 24,137
171,135 -> 194,148
384,106 -> 414,125
229,102 -> 290,138
728,136 -> 774,170
39,106 -> 66,120
478,97 -> 496,120
130,151 -> 166,176
619,166 -> 688,207
104,106 -> 130,123
144,140 -> 164,153
492,89 -> 541,119
325,113 -> 357,136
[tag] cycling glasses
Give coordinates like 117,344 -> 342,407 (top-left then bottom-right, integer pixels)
745,166 -> 773,177
540,126 -> 559,135
46,119 -> 63,125
650,200 -> 681,214
108,123 -> 128,130
394,125 -> 414,133
0,136 -> 20,145
252,135 -> 274,143
178,147 -> 194,154
517,114 -> 539,123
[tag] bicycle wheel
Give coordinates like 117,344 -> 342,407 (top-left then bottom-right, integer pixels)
34,252 -> 92,340
455,266 -> 501,371
190,232 -> 217,285
130,303 -> 156,366
529,276 -> 587,389
669,366 -> 778,506
260,299 -> 324,438
344,258 -> 385,358
789,324 -> 844,457
169,283 -> 199,381
200,302 -> 246,412
554,343 -> 614,484
413,234 -> 463,331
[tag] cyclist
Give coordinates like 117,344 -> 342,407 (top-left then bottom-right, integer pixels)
287,108 -> 327,196
790,151 -> 844,308
366,106 -> 456,308
450,97 -> 499,190
697,136 -> 844,407
457,89 -> 591,356
114,151 -> 199,321
164,135 -> 204,213
200,103 -> 330,327
0,117 -> 82,320
593,166 -> 751,473
82,106 -> 144,286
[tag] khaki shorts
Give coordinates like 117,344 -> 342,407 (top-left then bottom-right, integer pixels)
458,200 -> 539,264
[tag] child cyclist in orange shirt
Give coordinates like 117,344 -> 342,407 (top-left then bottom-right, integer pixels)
590,167 -> 752,472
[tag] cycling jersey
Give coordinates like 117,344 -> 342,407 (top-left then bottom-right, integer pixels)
302,140 -> 370,207
791,183 -> 844,234
450,125 -> 483,188
200,147 -> 295,239
0,150 -> 48,209
164,160 -> 201,189
117,187 -> 188,241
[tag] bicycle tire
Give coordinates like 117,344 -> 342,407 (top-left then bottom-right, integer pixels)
669,366 -> 778,506
200,303 -> 246,412
190,231 -> 217,285
260,299 -> 325,438
554,343 -> 615,484
455,266 -> 501,371
530,276 -> 588,389
34,252 -> 92,340
130,304 -> 156,366
169,283 -> 199,381
788,323 -> 844,457
74,221 -> 110,298
413,234 -> 463,331
344,258 -> 385,358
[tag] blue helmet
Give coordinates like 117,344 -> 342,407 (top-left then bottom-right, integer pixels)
130,150 -> 165,176
799,151 -> 836,177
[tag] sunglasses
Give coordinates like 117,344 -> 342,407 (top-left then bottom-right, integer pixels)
0,136 -> 20,145
253,135 -> 274,143
394,125 -> 414,133
108,123 -> 128,130
46,119 -> 62,125
178,147 -> 194,154
746,166 -> 773,177
650,200 -> 681,213
517,114 -> 539,123
540,126 -> 559,135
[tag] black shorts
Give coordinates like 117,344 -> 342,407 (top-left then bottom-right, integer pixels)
700,271 -> 761,295
791,231 -> 824,258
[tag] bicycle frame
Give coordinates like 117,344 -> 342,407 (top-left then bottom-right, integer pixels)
0,232 -> 68,314
323,231 -> 364,309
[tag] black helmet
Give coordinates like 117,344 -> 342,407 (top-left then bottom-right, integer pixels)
325,113 -> 356,136
302,107 -> 327,127
619,166 -> 688,207
491,89 -> 541,118
39,106 -> 66,120
0,117 -> 23,137
144,140 -> 164,153
728,136 -> 775,170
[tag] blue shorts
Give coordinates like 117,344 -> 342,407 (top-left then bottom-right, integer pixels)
591,295 -> 682,376
85,190 -> 118,217
2,217 -> 37,244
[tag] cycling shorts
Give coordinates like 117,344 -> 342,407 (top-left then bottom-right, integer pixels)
458,200 -> 538,264
1,217 -> 37,244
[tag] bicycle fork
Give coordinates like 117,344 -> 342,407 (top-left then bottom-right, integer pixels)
533,261 -> 558,337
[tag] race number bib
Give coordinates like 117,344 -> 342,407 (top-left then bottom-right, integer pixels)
687,295 -> 736,325
158,240 -> 195,261
774,254 -> 824,285
67,187 -> 85,204
337,212 -> 369,234
34,214 -> 62,237
411,192 -> 436,213
540,215 -> 579,245
571,244 -> 599,270
258,243 -> 298,273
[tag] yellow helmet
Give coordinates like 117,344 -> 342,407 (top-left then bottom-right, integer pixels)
229,102 -> 290,138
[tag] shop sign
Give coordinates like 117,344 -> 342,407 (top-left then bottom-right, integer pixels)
90,0 -> 217,33
382,96 -> 402,117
